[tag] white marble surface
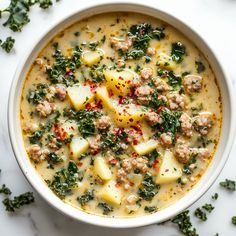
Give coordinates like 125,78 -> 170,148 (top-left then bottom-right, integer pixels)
0,0 -> 236,235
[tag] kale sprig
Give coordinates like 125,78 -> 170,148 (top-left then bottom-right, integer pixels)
220,179 -> 236,191
2,192 -> 34,212
0,37 -> 15,53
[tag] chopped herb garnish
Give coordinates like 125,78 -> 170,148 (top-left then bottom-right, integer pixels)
144,206 -> 157,213
2,192 -> 34,212
194,207 -> 207,221
0,37 -> 15,53
211,193 -> 219,200
77,190 -> 94,206
46,161 -> 80,199
172,210 -> 198,236
138,173 -> 160,201
97,202 -> 113,215
220,179 -> 236,191
0,184 -> 12,195
171,42 -> 186,63
232,216 -> 236,225
202,203 -> 214,213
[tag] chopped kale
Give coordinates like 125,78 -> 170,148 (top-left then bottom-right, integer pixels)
220,179 -> 236,191
63,109 -> 101,138
27,83 -> 48,104
47,152 -> 62,169
0,184 -> 12,195
46,45 -> 82,86
183,156 -> 197,175
195,61 -> 205,73
167,71 -> 182,89
1,0 -> 56,33
232,216 -> 236,225
101,129 -> 128,154
77,190 -> 94,206
126,23 -> 165,60
171,42 -> 186,63
89,64 -> 106,83
148,91 -> 165,109
46,161 -> 80,199
202,203 -> 214,213
146,149 -> 159,168
144,206 -> 157,213
138,173 -> 160,201
2,192 -> 34,212
97,202 -> 113,215
211,193 -> 219,200
89,41 -> 99,51
171,210 -> 198,236
28,111 -> 60,144
194,207 -> 207,221
158,109 -> 182,138
0,36 -> 15,53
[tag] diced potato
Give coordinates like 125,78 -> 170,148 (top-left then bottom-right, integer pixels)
104,70 -> 135,96
94,156 -> 112,181
140,122 -> 154,142
127,173 -> 142,187
156,150 -> 182,184
70,136 -> 89,160
67,85 -> 94,111
95,86 -> 116,112
81,49 -> 104,66
98,180 -> 122,205
113,104 -> 145,127
157,52 -> 176,70
125,205 -> 139,214
132,139 -> 158,155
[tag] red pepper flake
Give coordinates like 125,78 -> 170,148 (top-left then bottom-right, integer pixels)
115,182 -> 122,188
119,96 -> 126,105
157,106 -> 164,114
53,123 -> 68,141
153,159 -> 159,172
131,152 -> 138,157
131,125 -> 143,135
118,76 -> 124,80
108,89 -> 114,97
77,162 -> 83,167
109,159 -> 118,166
129,182 -> 134,187
132,139 -> 139,145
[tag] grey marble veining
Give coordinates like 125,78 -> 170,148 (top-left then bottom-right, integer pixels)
0,0 -> 236,235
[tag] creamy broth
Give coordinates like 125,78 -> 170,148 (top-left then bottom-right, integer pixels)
20,13 -> 222,218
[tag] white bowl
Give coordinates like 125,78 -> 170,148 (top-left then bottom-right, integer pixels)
8,2 -> 235,228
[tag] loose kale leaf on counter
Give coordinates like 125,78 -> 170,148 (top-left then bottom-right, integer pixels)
220,179 -> 236,191
2,192 -> 34,212
0,37 -> 15,53
0,184 -> 12,195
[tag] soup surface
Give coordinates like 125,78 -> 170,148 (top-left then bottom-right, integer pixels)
21,12 -> 222,218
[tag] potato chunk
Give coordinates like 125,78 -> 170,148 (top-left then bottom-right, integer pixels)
104,69 -> 134,96
113,104 -> 145,127
95,86 -> 116,112
98,180 -> 122,205
67,85 -> 94,111
156,150 -> 182,184
81,49 -> 104,66
94,156 -> 112,181
157,52 -> 176,70
132,139 -> 158,155
70,136 -> 89,160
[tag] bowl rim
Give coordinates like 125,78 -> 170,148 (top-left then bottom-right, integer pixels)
8,1 -> 236,228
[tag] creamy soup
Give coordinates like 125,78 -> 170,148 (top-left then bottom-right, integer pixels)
20,12 -> 222,218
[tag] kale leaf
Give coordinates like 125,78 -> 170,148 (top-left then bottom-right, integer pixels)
195,61 -> 205,73
171,42 -> 186,63
2,192 -> 34,212
0,184 -> 12,195
97,202 -> 113,215
27,83 -> 48,104
77,190 -> 94,206
172,210 -> 198,236
46,161 -> 80,199
138,173 -> 160,201
220,179 -> 236,191
0,37 -> 15,53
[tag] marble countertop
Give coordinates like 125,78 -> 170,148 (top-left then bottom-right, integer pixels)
1,0 -> 236,235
